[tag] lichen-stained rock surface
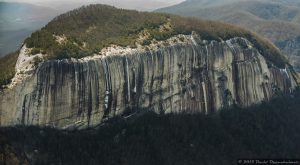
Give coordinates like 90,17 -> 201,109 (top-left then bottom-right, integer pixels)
0,35 -> 296,129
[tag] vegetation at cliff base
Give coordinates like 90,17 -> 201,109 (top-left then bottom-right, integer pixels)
1,89 -> 300,165
24,4 -> 287,67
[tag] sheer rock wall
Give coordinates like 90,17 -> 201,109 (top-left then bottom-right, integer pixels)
0,36 -> 296,129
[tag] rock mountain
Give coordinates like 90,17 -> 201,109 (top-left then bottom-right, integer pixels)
0,5 -> 297,129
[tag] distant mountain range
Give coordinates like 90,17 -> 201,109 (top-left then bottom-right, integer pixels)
157,0 -> 300,71
34,0 -> 184,12
0,2 -> 59,57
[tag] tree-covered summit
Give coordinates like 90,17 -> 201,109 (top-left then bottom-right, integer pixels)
24,4 -> 286,67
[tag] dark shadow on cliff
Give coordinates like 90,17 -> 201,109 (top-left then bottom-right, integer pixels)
1,88 -> 300,165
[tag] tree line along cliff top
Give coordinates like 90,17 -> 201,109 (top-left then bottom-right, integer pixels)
0,4 -> 289,88
24,4 -> 287,65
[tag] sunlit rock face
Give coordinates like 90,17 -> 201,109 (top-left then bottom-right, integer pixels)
0,36 -> 296,129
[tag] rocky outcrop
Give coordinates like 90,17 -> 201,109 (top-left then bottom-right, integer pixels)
0,35 -> 296,129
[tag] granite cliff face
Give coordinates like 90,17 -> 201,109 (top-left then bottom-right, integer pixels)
0,35 -> 296,129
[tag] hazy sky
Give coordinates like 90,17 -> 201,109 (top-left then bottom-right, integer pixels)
2,0 -> 185,11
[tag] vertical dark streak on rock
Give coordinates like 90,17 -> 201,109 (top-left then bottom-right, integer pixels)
122,57 -> 129,106
35,68 -> 41,109
94,60 -> 100,113
102,58 -> 112,118
206,45 -> 214,113
149,51 -> 155,107
107,59 -> 113,117
232,62 -> 240,105
49,62 -> 57,125
87,81 -> 92,126
78,63 -> 84,116
159,49 -> 165,112
82,62 -> 87,118
112,89 -> 118,116
131,66 -> 136,109
28,96 -> 32,125
71,62 -> 76,115
169,46 -> 176,112
21,95 -> 27,125
41,62 -> 49,123
178,47 -> 184,111
262,83 -> 268,100
136,54 -> 144,110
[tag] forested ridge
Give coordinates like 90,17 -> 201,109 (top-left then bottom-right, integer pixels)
24,4 -> 286,66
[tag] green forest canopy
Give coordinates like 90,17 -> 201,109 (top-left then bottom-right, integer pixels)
25,4 -> 287,67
